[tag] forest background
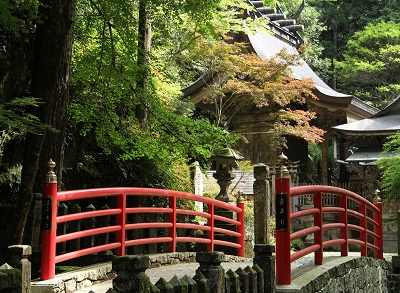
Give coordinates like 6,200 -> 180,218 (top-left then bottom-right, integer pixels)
0,0 -> 399,256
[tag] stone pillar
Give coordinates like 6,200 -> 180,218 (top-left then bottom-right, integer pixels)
191,161 -> 204,213
398,209 -> 400,255
8,245 -> 32,293
253,163 -> 271,244
363,165 -> 379,202
392,210 -> 400,275
112,255 -> 151,293
214,171 -> 235,203
388,210 -> 400,292
254,244 -> 275,293
196,251 -> 225,293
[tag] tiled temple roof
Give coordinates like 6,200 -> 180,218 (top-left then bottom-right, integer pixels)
182,0 -> 377,122
333,95 -> 400,136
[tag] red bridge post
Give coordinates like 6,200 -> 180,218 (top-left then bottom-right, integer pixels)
275,154 -> 291,285
359,202 -> 367,257
374,190 -> 383,259
339,195 -> 349,256
236,193 -> 245,257
314,192 -> 323,265
115,193 -> 127,256
207,203 -> 215,252
41,159 -> 58,280
168,196 -> 177,252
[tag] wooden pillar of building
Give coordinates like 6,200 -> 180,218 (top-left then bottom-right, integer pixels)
321,132 -> 329,185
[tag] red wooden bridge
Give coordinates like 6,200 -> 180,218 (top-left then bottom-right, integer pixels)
275,179 -> 383,285
40,165 -> 383,286
40,180 -> 245,280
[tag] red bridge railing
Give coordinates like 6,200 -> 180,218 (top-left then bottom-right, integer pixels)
275,182 -> 383,285
41,179 -> 245,280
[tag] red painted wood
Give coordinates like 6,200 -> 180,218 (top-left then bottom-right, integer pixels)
176,208 -> 211,219
207,203 -> 215,252
57,187 -> 242,212
374,202 -> 383,259
237,201 -> 245,257
56,226 -> 121,243
339,196 -> 349,256
41,185 -> 248,281
125,237 -> 173,247
214,239 -> 241,249
323,239 -> 346,248
291,244 -> 321,262
125,222 -> 173,230
291,226 -> 320,241
56,208 -> 121,223
290,208 -> 320,220
359,202 -> 367,256
125,207 -> 173,214
291,185 -> 379,213
176,237 -> 211,244
168,196 -> 177,253
55,243 -> 121,263
175,223 -> 211,231
213,215 -> 240,225
41,181 -> 58,280
274,184 -> 384,285
115,193 -> 126,256
314,192 -> 323,265
275,177 -> 291,285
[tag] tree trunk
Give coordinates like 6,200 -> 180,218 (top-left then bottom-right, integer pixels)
135,0 -> 152,127
331,19 -> 337,90
0,0 -> 75,251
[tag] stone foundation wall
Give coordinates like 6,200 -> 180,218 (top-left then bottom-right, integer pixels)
300,257 -> 389,293
147,252 -> 250,268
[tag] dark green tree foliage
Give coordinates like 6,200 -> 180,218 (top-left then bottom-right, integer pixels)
0,0 -> 38,100
306,0 -> 399,90
66,0 -> 239,190
377,132 -> 400,199
336,21 -> 400,107
0,98 -> 47,135
0,0 -> 245,252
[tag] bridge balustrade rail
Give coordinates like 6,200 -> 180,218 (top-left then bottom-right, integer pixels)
276,185 -> 383,285
40,181 -> 245,280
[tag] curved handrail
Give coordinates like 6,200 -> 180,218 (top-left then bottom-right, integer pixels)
57,187 -> 242,213
289,186 -> 382,258
41,186 -> 245,280
291,185 -> 379,213
276,184 -> 383,285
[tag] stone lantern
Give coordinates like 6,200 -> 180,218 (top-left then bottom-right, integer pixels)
210,148 -> 243,203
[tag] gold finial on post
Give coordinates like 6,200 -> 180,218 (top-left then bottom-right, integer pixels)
46,159 -> 57,183
237,190 -> 245,203
373,189 -> 382,203
277,153 -> 290,179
